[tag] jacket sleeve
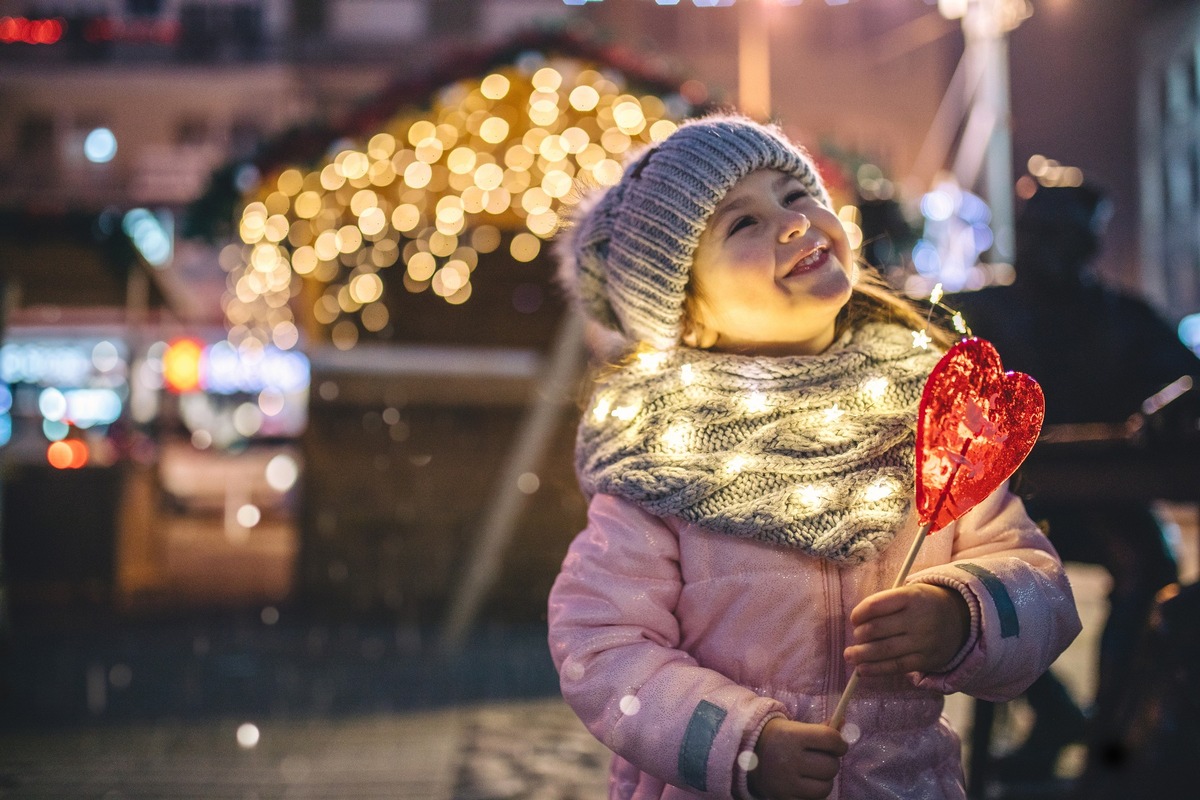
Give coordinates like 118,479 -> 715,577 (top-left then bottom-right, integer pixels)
548,493 -> 788,799
904,484 -> 1083,701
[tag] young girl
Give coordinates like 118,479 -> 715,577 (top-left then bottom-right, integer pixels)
547,115 -> 1081,800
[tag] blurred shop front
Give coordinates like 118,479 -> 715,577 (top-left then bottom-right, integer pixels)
0,325 -> 309,614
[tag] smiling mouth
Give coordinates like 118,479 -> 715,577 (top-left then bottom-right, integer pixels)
784,245 -> 830,278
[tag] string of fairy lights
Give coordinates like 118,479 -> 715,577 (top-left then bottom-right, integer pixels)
224,56 -> 699,353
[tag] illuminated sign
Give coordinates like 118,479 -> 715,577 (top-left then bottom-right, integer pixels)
0,16 -> 64,45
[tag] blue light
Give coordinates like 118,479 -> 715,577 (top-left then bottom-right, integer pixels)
122,208 -> 173,267
0,383 -> 10,415
0,414 -> 10,448
920,190 -> 955,222
972,224 -> 994,254
1179,313 -> 1200,354
913,240 -> 941,275
84,128 -> 117,164
42,418 -> 69,441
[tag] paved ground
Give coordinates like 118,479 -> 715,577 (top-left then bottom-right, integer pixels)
0,699 -> 611,800
0,611 -> 610,800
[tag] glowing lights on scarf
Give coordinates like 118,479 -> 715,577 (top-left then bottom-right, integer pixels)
590,363 -> 911,509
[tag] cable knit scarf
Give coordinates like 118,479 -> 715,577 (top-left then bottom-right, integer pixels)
576,322 -> 944,564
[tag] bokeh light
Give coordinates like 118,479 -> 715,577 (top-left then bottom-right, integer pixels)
225,56 -> 696,350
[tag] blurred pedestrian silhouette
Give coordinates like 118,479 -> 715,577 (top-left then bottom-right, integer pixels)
952,181 -> 1199,790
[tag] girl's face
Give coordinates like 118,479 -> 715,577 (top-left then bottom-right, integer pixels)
689,168 -> 855,356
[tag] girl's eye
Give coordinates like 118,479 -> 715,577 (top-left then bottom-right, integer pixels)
784,190 -> 807,205
729,215 -> 756,236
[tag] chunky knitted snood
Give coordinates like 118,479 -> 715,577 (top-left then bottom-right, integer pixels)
576,322 -> 944,564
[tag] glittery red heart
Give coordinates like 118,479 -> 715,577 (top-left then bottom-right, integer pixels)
916,337 -> 1045,532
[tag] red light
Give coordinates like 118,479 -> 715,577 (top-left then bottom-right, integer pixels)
66,439 -> 89,468
47,440 -> 89,469
0,16 -> 65,45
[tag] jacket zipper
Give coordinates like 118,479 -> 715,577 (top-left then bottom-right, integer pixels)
823,558 -> 844,800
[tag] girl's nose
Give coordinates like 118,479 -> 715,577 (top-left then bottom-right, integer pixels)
779,211 -> 811,242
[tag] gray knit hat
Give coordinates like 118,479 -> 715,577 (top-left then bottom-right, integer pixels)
558,114 -> 833,350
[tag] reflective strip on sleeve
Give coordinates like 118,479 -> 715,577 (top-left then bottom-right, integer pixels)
678,700 -> 727,791
955,562 -> 1020,638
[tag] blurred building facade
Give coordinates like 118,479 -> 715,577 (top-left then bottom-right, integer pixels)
1,0 -> 1197,631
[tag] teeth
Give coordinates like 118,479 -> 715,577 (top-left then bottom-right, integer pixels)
795,246 -> 825,269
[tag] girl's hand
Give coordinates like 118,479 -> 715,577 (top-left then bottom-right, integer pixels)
843,584 -> 971,676
749,718 -> 847,799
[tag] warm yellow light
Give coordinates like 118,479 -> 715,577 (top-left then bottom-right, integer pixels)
823,404 -> 845,425
314,231 -> 339,262
404,161 -> 432,189
510,232 -> 541,262
569,85 -> 600,111
744,392 -> 770,414
331,320 -> 359,351
661,422 -> 692,455
527,210 -> 559,237
613,101 -> 646,132
593,159 -> 623,186
294,191 -> 322,219
415,137 -> 444,164
435,195 -> 464,224
368,132 -> 396,159
408,120 -> 437,146
472,225 -> 501,253
320,164 -> 345,191
600,128 -> 632,154
350,272 -> 384,304
264,215 -> 289,243
532,67 -> 563,92
277,168 -> 304,196
528,103 -> 559,126
335,225 -> 363,254
461,186 -> 487,213
392,203 -> 421,232
447,147 -> 477,174
843,221 -> 863,251
649,120 -> 678,142
725,454 -> 750,474
251,243 -> 278,272
505,145 -> 535,171
611,402 -> 640,422
291,246 -> 318,275
358,207 -> 387,236
481,72 -> 511,100
861,377 -> 890,403
576,143 -> 605,169
429,231 -> 458,257
542,170 -> 572,199
361,302 -> 389,332
474,163 -> 504,191
484,188 -> 511,215
350,189 -> 378,216
794,484 -> 828,512
539,135 -> 568,162
340,151 -> 370,180
863,479 -> 896,503
522,187 -> 552,215
407,252 -> 437,282
479,117 -> 510,144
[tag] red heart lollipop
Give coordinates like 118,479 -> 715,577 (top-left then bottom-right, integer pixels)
916,337 -> 1045,532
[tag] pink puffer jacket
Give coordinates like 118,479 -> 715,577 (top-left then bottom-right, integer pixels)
547,486 -> 1081,800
